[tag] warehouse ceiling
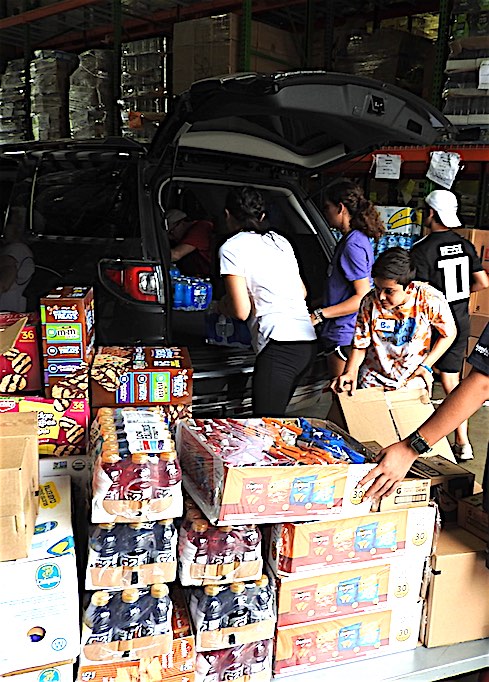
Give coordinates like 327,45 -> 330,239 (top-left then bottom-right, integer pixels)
0,0 -> 441,54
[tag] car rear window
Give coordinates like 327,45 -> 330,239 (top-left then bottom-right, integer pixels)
32,150 -> 141,239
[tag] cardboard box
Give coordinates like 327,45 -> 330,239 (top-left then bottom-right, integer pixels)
458,492 -> 489,542
0,476 -> 80,674
421,526 -> 489,647
77,587 -> 196,677
0,313 -> 41,393
409,455 -> 475,524
471,287 -> 489,316
0,396 -> 90,456
0,661 -> 75,682
40,286 -> 95,400
454,227 -> 489,273
176,420 -> 378,525
470,313 -> 489,338
273,600 -> 423,674
0,412 -> 39,561
268,505 -> 436,577
90,346 -> 193,407
274,554 -> 427,627
327,387 -> 455,461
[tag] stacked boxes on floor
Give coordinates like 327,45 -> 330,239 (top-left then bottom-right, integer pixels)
40,286 -> 95,401
0,469 -> 80,676
69,49 -> 114,140
0,58 -> 29,143
78,405 -> 192,681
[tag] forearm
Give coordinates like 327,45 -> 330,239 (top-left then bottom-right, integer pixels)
423,332 -> 457,368
420,369 -> 489,446
318,294 -> 363,319
344,347 -> 366,376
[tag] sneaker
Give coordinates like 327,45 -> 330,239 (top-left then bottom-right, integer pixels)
452,442 -> 474,462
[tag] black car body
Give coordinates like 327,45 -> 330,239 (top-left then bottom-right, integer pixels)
0,71 -> 453,415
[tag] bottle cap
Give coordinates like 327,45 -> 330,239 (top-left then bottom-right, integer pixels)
121,588 -> 140,603
98,523 -> 116,530
158,518 -> 174,525
192,520 -> 209,532
151,583 -> 169,598
219,526 -> 233,532
132,453 -> 149,464
101,451 -> 121,464
255,575 -> 269,587
230,582 -> 245,594
97,408 -> 114,418
159,448 -> 177,461
128,522 -> 147,530
91,591 -> 110,606
204,585 -> 221,596
185,509 -> 202,522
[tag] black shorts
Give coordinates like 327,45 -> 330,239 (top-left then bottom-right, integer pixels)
434,326 -> 469,374
321,342 -> 352,362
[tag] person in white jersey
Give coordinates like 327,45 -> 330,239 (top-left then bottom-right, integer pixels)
219,186 -> 317,415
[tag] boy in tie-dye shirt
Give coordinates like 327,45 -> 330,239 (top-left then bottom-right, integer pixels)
332,248 -> 457,395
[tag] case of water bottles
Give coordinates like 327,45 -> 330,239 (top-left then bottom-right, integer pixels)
178,516 -> 263,586
80,584 -> 174,661
176,418 -> 377,525
86,519 -> 178,589
204,312 -> 252,349
195,639 -> 273,682
90,407 -> 184,523
188,573 -> 276,651
78,587 -> 197,675
170,264 -> 213,311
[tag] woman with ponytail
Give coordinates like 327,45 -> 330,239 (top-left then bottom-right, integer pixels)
219,185 -> 317,416
311,179 -> 384,379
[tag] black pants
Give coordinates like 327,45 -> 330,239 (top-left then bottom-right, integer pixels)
252,339 -> 317,416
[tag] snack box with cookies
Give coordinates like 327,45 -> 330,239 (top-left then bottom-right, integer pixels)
90,407 -> 183,523
0,396 -> 90,456
268,505 -> 437,577
176,418 -> 379,525
90,346 -> 192,408
0,313 -> 41,393
273,600 -> 423,674
77,586 -> 196,677
40,285 -> 95,361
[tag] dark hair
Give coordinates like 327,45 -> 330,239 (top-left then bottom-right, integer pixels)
325,179 -> 384,241
372,247 -> 416,287
225,186 -> 270,234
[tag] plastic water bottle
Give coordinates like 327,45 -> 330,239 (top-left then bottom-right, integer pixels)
119,523 -> 154,566
239,524 -> 261,562
173,278 -> 185,309
91,523 -> 120,567
101,452 -> 124,501
150,583 -> 172,634
227,583 -> 249,628
204,279 -> 213,308
169,264 -> 180,279
112,589 -> 142,640
182,520 -> 209,564
85,591 -> 113,643
153,519 -> 176,563
199,585 -> 223,631
207,526 -> 236,565
123,453 -> 153,501
222,648 -> 245,681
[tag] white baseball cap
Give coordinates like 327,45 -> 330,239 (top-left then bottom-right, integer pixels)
425,190 -> 461,228
166,208 -> 188,228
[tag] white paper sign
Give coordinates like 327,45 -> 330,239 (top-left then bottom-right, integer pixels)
374,154 -> 402,179
426,151 -> 461,190
479,59 -> 489,88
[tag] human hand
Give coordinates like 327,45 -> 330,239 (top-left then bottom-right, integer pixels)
310,308 -> 324,326
331,372 -> 357,396
357,441 -> 418,499
408,365 -> 434,394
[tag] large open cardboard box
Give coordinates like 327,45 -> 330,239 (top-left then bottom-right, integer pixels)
0,412 -> 38,561
327,386 -> 455,461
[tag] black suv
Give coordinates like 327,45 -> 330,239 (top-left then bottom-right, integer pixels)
0,71 -> 452,416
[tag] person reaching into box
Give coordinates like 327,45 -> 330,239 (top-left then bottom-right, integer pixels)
331,247 -> 457,396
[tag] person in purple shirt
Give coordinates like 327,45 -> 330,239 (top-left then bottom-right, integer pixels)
311,179 -> 385,378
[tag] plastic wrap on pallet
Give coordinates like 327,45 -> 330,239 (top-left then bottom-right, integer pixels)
69,49 -> 114,139
0,58 -> 28,143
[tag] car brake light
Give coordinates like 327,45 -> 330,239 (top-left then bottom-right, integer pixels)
123,266 -> 159,302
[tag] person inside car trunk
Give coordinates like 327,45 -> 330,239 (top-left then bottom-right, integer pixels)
331,247 -> 457,396
166,208 -> 214,277
218,186 -> 317,416
311,179 -> 384,379
410,190 -> 489,461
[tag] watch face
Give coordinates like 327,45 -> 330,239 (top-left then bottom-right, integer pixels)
410,434 -> 429,454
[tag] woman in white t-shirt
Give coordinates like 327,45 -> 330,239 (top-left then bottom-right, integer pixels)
219,186 -> 317,415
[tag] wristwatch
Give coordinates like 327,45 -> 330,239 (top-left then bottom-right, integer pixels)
313,308 -> 325,324
407,430 -> 432,455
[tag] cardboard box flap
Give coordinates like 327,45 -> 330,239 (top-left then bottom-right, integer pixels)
0,412 -> 38,439
337,387 -> 399,444
0,317 -> 26,355
431,526 -> 486,567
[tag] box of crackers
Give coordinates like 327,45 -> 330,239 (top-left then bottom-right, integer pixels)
0,313 -> 41,393
40,286 -> 95,400
90,347 -> 193,408
0,396 -> 90,455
